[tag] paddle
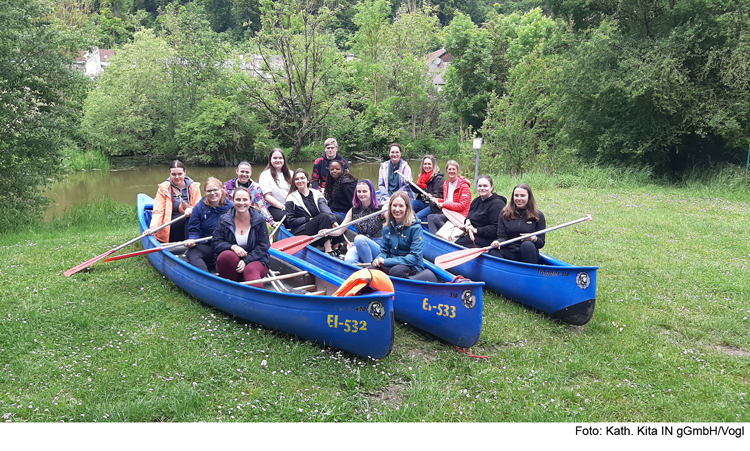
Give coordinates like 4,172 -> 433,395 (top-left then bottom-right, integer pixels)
395,169 -> 465,226
269,215 -> 287,244
394,169 -> 429,199
102,236 -> 213,262
435,215 -> 593,270
64,214 -> 187,277
272,208 -> 384,255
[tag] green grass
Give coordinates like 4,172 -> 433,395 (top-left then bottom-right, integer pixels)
1,177 -> 748,422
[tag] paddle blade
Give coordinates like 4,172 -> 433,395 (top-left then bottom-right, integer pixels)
442,209 -> 466,227
64,249 -> 117,276
103,247 -> 161,262
271,235 -> 315,254
435,247 -> 488,270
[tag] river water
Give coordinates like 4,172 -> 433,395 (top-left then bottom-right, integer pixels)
44,158 -> 474,220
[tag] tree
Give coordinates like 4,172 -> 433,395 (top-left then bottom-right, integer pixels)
0,0 -> 88,231
81,30 -> 177,157
241,0 -> 342,157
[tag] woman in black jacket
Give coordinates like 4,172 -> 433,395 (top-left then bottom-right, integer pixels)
285,168 -> 346,257
489,183 -> 546,264
455,175 -> 506,248
323,160 -> 358,223
410,155 -> 444,223
212,187 -> 271,288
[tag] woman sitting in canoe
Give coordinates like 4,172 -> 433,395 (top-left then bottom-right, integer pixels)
184,177 -> 234,272
454,175 -> 507,249
427,160 -> 471,235
377,143 -> 414,204
323,160 -> 358,223
146,160 -> 201,243
212,187 -> 271,288
285,168 -> 346,258
224,161 -> 275,227
489,183 -> 546,264
259,148 -> 294,224
410,154 -> 444,223
371,191 -> 424,278
318,179 -> 384,264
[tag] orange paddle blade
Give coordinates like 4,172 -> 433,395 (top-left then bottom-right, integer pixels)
64,249 -> 117,276
435,247 -> 489,270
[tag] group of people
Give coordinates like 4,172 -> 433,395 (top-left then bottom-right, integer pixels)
146,140 -> 548,286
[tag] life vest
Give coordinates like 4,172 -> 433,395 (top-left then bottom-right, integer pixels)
333,269 -> 394,297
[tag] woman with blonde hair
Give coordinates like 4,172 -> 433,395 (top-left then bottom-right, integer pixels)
185,177 -> 234,272
370,191 -> 424,278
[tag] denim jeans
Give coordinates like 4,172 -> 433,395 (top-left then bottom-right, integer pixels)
345,236 -> 381,264
411,199 -> 431,223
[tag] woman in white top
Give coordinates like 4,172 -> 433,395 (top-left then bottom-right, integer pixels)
258,147 -> 294,223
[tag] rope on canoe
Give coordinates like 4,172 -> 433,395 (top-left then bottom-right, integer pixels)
449,275 -> 471,283
454,346 -> 488,359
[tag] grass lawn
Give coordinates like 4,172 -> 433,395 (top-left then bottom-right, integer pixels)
1,174 -> 748,423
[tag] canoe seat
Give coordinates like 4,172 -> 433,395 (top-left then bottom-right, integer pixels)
408,269 -> 437,282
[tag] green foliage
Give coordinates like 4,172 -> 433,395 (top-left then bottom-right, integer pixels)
0,0 -> 89,233
4,183 -> 750,423
81,29 -> 177,157
240,0 -> 342,157
175,97 -> 273,164
443,12 -> 508,134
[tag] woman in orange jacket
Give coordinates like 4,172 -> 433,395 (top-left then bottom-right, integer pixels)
426,160 -> 471,234
146,160 -> 202,243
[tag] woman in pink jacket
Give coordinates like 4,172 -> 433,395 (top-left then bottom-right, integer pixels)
426,160 -> 471,234
146,160 -> 201,243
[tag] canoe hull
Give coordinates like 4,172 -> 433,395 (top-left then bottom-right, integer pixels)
420,229 -> 598,325
137,194 -> 394,359
277,227 -> 485,347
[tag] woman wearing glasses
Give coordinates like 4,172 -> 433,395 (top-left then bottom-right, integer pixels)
185,177 -> 234,272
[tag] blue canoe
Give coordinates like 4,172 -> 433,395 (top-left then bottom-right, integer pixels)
420,228 -> 598,325
277,226 -> 485,347
137,194 -> 395,359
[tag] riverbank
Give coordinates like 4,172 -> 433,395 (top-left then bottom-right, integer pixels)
2,180 -> 748,422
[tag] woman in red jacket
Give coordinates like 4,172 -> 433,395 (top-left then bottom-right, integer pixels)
426,160 -> 471,235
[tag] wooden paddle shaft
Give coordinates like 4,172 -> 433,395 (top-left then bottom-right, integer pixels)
114,213 -> 188,252
241,270 -> 309,286
161,235 -> 212,249
394,169 -> 429,198
492,215 -> 593,249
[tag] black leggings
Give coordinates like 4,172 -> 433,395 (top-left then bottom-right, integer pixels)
488,240 -> 539,264
303,214 -> 345,247
369,264 -> 418,279
168,215 -> 189,243
268,206 -> 286,223
186,243 -> 215,272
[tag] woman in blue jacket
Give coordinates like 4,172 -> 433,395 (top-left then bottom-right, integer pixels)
371,191 -> 424,278
185,177 -> 234,271
212,187 -> 271,288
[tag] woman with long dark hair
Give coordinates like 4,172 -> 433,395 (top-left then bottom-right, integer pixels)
285,168 -> 345,257
489,183 -> 546,264
323,160 -> 358,223
258,148 -> 293,223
